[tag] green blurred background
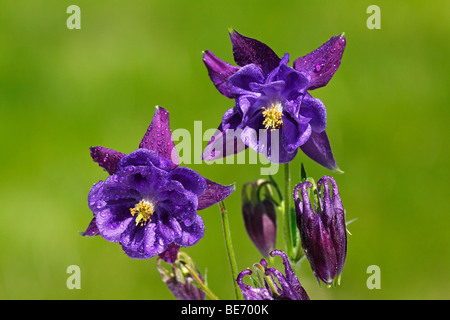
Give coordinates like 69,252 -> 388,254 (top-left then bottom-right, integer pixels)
0,0 -> 448,299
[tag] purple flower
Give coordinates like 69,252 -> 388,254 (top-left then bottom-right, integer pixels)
81,106 -> 235,259
237,250 -> 309,300
242,179 -> 277,257
294,176 -> 347,286
202,29 -> 345,170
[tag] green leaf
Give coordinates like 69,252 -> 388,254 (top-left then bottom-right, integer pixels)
300,163 -> 307,182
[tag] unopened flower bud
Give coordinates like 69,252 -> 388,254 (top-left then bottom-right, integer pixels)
242,180 -> 277,257
294,176 -> 347,286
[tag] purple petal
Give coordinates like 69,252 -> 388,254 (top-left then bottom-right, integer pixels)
276,63 -> 310,100
300,131 -> 342,173
265,53 -> 290,83
203,50 -> 240,98
117,148 -> 172,173
202,123 -> 248,161
295,182 -> 332,284
314,218 -> 338,285
317,177 -> 347,281
169,166 -> 207,196
197,178 -> 235,210
221,106 -> 245,131
88,180 -> 105,212
174,214 -> 205,247
237,269 -> 273,300
79,218 -> 100,237
90,146 -> 125,175
240,111 -> 309,164
295,182 -> 338,285
281,113 -> 312,153
229,29 -> 281,74
293,34 -> 346,90
264,268 -> 297,300
139,106 -> 179,169
96,204 -> 135,243
121,223 -> 158,259
249,80 -> 285,98
158,179 -> 199,215
300,93 -> 327,133
227,64 -> 265,96
270,250 -> 309,300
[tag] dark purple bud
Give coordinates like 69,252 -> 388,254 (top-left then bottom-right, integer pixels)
242,180 -> 277,257
293,176 -> 347,286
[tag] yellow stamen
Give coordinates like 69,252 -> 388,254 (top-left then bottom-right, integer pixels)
262,103 -> 283,131
130,200 -> 154,226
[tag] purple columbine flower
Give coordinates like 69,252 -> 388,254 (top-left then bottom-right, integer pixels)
237,250 -> 309,300
202,29 -> 345,170
81,106 -> 235,259
294,176 -> 347,286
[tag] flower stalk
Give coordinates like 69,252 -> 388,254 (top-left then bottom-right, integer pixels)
283,163 -> 295,260
219,201 -> 244,300
180,259 -> 219,300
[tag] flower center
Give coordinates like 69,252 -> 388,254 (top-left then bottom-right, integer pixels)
262,103 -> 283,131
130,200 -> 154,226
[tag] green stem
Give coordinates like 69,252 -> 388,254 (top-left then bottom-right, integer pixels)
219,201 -> 243,300
182,263 -> 219,300
283,163 -> 295,259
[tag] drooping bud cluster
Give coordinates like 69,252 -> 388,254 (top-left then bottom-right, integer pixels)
157,247 -> 206,300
